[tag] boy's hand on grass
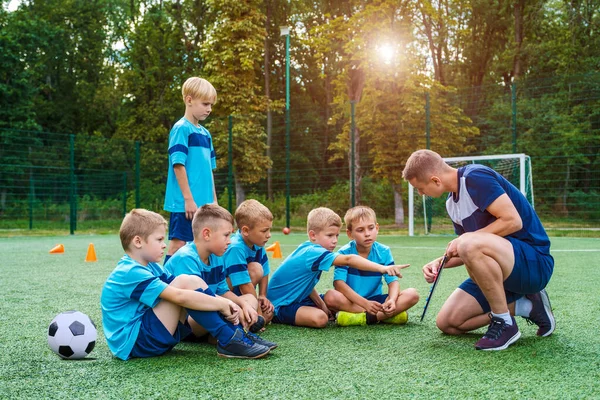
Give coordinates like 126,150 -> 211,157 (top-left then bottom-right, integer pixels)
363,300 -> 384,315
382,264 -> 410,278
258,296 -> 274,313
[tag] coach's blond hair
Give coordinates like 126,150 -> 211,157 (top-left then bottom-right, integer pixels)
402,149 -> 450,182
192,204 -> 234,237
120,209 -> 167,251
182,77 -> 217,103
344,206 -> 377,232
235,199 -> 273,229
307,207 -> 342,234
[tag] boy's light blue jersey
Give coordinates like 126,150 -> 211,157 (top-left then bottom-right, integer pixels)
223,231 -> 270,288
164,117 -> 216,212
164,242 -> 229,295
267,241 -> 337,313
101,255 -> 173,360
334,241 -> 398,299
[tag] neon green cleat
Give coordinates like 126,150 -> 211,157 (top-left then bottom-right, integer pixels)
383,311 -> 408,325
336,311 -> 367,327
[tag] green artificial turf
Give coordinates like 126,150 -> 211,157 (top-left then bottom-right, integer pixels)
1,233 -> 599,399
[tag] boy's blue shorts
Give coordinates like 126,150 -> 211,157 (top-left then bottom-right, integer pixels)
459,237 -> 554,313
273,294 -> 325,326
168,212 -> 193,242
129,308 -> 192,359
366,294 -> 389,303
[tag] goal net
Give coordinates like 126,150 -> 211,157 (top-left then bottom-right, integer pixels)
408,153 -> 534,236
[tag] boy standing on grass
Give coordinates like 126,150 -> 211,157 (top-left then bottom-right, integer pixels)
101,208 -> 271,360
403,149 -> 555,351
165,204 -> 277,350
164,77 -> 218,264
324,206 -> 420,326
223,199 -> 275,330
267,207 -> 408,328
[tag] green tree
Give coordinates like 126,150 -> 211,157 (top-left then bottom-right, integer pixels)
202,0 -> 271,205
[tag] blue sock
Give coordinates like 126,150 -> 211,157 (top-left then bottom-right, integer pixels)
185,288 -> 236,345
164,254 -> 172,265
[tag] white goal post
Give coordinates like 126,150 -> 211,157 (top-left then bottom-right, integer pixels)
408,153 -> 534,236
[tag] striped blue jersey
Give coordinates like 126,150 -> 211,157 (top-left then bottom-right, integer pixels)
447,165 -> 550,253
267,241 -> 337,313
334,241 -> 398,298
222,230 -> 270,288
164,242 -> 229,295
164,117 -> 216,212
100,255 -> 173,360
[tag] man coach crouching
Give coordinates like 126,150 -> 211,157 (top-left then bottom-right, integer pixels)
403,149 -> 555,351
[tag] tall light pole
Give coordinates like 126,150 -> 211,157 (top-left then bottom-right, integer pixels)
280,26 -> 291,229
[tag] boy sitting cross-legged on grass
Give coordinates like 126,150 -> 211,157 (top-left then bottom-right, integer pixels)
267,207 -> 409,328
223,199 -> 275,332
165,204 -> 277,351
101,208 -> 271,360
324,206 -> 420,326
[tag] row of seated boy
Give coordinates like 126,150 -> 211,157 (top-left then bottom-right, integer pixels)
101,201 -> 418,360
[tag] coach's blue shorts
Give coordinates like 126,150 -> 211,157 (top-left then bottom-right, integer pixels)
459,237 -> 554,313
273,294 -> 326,326
130,308 -> 191,359
168,212 -> 193,242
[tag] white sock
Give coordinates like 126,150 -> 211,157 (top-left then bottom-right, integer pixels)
491,311 -> 513,326
515,297 -> 533,317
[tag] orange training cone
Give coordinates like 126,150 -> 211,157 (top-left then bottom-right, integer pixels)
266,241 -> 282,259
85,243 -> 97,262
49,244 -> 65,254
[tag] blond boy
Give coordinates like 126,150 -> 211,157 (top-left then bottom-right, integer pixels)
101,208 -> 271,360
164,77 -> 219,263
223,200 -> 275,330
324,206 -> 419,326
165,204 -> 277,351
267,207 -> 409,328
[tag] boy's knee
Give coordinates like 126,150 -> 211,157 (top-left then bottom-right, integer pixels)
323,289 -> 343,309
401,288 -> 420,306
247,262 -> 264,285
171,274 -> 208,290
312,311 -> 329,328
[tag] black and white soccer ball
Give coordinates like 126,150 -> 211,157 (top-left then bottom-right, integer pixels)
47,311 -> 97,359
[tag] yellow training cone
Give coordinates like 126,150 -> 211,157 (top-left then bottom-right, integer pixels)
85,243 -> 97,262
266,241 -> 282,259
49,244 -> 65,254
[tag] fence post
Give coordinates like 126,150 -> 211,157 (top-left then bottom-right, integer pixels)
425,92 -> 431,149
29,173 -> 34,230
69,134 -> 75,235
511,81 -> 517,153
122,172 -> 128,217
228,115 -> 233,213
350,100 -> 356,207
135,141 -> 140,208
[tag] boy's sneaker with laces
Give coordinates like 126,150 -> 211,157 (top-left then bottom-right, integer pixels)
217,329 -> 271,359
249,315 -> 266,333
382,311 -> 408,325
475,315 -> 521,351
523,289 -> 555,337
245,331 -> 278,350
336,311 -> 367,327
